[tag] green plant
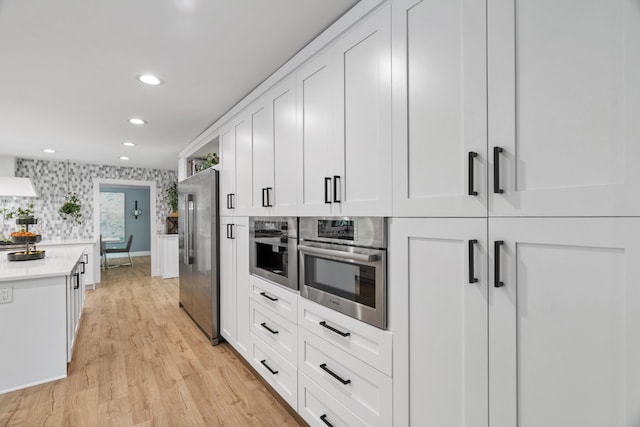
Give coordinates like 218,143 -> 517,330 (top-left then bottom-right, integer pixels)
201,152 -> 219,170
59,192 -> 82,224
165,182 -> 178,213
0,202 -> 34,220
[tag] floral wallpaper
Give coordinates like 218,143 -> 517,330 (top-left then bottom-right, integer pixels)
0,158 -> 177,241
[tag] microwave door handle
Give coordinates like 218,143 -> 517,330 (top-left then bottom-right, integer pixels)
297,244 -> 378,263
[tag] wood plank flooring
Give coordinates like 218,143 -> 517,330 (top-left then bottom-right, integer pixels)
0,257 -> 303,427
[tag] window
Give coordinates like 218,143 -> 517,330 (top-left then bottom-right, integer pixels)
100,192 -> 125,241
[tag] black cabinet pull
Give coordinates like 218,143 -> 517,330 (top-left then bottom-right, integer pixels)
333,175 -> 341,203
260,359 -> 278,375
80,261 -> 86,275
260,291 -> 278,302
260,322 -> 279,335
226,193 -> 231,209
320,414 -> 334,427
494,240 -> 504,287
468,239 -> 478,284
266,187 -> 273,207
74,272 -> 80,290
319,321 -> 350,337
230,224 -> 235,239
262,188 -> 267,207
493,147 -> 504,194
320,363 -> 351,385
231,193 -> 236,209
83,253 -> 89,264
324,177 -> 332,204
468,152 -> 478,196
226,224 -> 231,239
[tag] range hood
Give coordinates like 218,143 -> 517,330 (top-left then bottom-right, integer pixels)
0,156 -> 38,197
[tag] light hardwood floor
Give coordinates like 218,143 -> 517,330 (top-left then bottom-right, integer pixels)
0,257 -> 304,427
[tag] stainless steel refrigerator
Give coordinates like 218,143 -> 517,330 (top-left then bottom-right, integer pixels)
178,168 -> 221,345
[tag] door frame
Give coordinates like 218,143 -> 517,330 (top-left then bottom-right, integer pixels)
93,178 -> 158,281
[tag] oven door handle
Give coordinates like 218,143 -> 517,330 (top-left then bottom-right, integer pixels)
298,244 -> 378,262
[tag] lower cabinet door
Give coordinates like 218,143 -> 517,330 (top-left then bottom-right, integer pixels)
250,334 -> 297,410
489,217 -> 640,427
298,328 -> 392,426
249,299 -> 297,365
390,218 -> 488,427
298,372 -> 368,427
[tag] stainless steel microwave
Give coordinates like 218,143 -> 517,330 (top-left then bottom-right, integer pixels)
298,217 -> 387,329
249,217 -> 298,291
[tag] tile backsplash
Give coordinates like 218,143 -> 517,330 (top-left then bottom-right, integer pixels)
0,158 -> 177,241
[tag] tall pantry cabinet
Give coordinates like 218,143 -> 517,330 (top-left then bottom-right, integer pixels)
391,0 -> 640,426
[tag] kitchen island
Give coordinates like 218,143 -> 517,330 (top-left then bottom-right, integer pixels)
0,246 -> 87,394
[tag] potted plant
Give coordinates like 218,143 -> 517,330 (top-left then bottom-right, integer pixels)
59,192 -> 82,224
0,201 -> 35,220
166,182 -> 178,216
200,152 -> 219,170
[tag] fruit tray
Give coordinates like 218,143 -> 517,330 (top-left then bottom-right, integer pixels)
7,250 -> 46,261
11,234 -> 42,244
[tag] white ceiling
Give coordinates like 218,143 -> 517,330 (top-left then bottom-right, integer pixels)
0,0 -> 359,171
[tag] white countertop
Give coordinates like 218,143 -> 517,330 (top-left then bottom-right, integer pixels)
0,247 -> 85,282
36,239 -> 97,247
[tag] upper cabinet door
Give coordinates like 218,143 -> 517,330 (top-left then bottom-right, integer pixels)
271,77 -> 298,216
488,0 -> 640,216
392,0 -> 488,217
251,98 -> 274,215
336,3 -> 392,216
297,51 -> 339,216
234,116 -> 253,215
219,126 -> 236,217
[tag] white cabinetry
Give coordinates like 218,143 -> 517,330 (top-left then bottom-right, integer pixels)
67,255 -> 86,362
220,125 -> 236,216
158,234 -> 178,279
297,4 -> 392,216
489,218 -> 640,427
219,217 -> 250,357
487,0 -> 640,217
298,298 -> 393,427
219,115 -> 252,216
251,77 -> 298,216
390,218 -> 488,427
391,217 -> 640,427
392,0 -> 487,217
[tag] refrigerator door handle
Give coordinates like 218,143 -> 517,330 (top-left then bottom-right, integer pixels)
184,194 -> 195,264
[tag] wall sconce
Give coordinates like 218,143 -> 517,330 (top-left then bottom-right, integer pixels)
131,200 -> 143,219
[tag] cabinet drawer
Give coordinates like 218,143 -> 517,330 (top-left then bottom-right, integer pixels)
298,297 -> 392,375
249,299 -> 297,365
249,275 -> 298,324
250,334 -> 297,410
298,372 -> 368,427
298,328 -> 392,427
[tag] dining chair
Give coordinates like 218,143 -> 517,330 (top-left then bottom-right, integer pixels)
104,235 -> 134,268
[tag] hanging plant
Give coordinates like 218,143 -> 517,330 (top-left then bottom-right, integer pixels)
59,192 -> 82,224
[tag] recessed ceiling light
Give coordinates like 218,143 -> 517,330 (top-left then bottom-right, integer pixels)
137,74 -> 162,85
119,156 -> 130,160
128,118 -> 146,125
42,149 -> 55,153
122,142 -> 136,147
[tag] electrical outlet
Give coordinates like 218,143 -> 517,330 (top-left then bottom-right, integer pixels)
0,287 -> 12,304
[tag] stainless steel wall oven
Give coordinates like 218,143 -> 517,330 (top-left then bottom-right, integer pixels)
249,217 -> 298,291
298,217 -> 387,329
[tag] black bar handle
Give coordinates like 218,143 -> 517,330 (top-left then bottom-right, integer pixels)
266,187 -> 272,207
320,414 -> 334,427
80,261 -> 86,275
226,194 -> 231,209
493,147 -> 504,194
260,291 -> 278,302
231,193 -> 236,209
83,253 -> 89,264
468,239 -> 478,284
319,321 -> 350,337
468,152 -> 478,196
226,224 -> 231,239
320,363 -> 351,385
262,188 -> 266,207
333,176 -> 341,203
230,224 -> 235,240
494,240 -> 504,287
324,177 -> 332,204
260,322 -> 279,335
260,359 -> 278,375
74,272 -> 80,290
